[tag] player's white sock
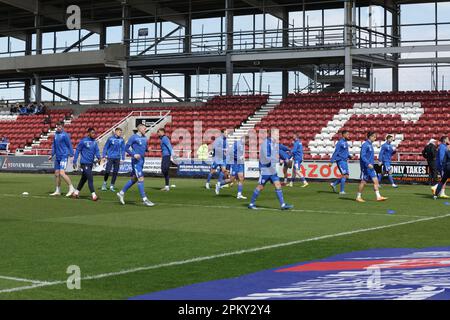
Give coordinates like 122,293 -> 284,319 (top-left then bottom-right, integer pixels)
69,184 -> 75,191
92,192 -> 96,197
357,192 -> 362,198
375,191 -> 381,198
119,190 -> 124,196
56,186 -> 61,193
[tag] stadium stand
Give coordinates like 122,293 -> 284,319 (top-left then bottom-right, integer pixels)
28,95 -> 268,157
11,91 -> 450,162
255,91 -> 450,162
146,95 -> 269,157
28,107 -> 133,155
0,109 -> 71,154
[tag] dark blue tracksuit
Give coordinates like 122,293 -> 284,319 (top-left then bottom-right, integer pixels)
102,135 -> 126,185
74,137 -> 101,193
436,148 -> 450,196
160,135 -> 173,186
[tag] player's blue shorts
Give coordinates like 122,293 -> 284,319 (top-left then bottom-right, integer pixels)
211,162 -> 225,171
54,157 -> 68,171
294,159 -> 303,170
361,167 -> 377,182
336,160 -> 349,175
382,162 -> 392,173
258,174 -> 280,186
131,157 -> 145,178
231,164 -> 244,177
279,152 -> 291,164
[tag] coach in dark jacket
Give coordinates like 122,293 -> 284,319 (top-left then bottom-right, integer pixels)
423,139 -> 438,185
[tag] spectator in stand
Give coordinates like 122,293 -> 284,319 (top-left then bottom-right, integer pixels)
43,114 -> 51,125
0,136 -> 9,151
27,102 -> 36,114
10,103 -> 19,114
19,104 -> 28,115
36,103 -> 44,114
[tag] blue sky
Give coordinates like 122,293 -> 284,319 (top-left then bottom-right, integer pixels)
2,2 -> 450,103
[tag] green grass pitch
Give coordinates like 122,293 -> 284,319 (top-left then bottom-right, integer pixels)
0,172 -> 449,299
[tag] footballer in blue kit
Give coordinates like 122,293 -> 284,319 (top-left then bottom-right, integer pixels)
210,129 -> 231,195
72,128 -> 101,201
216,136 -> 247,199
158,128 -> 174,191
248,131 -> 293,210
290,134 -> 309,187
378,134 -> 398,188
102,127 -> 126,192
278,143 -> 293,186
116,124 -> 154,207
206,130 -> 229,190
49,122 -> 76,197
356,131 -> 387,202
329,130 -> 351,195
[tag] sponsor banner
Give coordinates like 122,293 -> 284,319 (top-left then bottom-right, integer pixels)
131,247 -> 450,300
135,118 -> 160,128
387,163 -> 429,183
177,160 -> 212,176
244,160 -> 361,180
0,156 -> 56,172
93,158 -> 162,174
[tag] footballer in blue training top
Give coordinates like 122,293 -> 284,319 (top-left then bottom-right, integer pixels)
329,130 -> 351,195
102,127 -> 126,192
73,128 -> 101,201
290,133 -> 309,188
158,128 -> 174,191
248,130 -> 293,210
356,131 -> 388,202
49,121 -> 76,197
116,124 -> 154,207
378,134 -> 398,188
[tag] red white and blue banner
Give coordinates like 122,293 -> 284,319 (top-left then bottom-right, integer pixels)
131,247 -> 450,300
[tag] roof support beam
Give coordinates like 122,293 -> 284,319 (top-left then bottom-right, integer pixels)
41,84 -> 76,103
62,31 -> 95,53
137,25 -> 183,56
139,72 -> 183,102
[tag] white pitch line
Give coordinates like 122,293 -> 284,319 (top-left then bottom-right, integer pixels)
0,193 -> 427,219
0,275 -> 47,284
1,212 -> 449,295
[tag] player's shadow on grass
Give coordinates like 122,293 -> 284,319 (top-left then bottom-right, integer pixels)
337,197 -> 356,201
216,194 -> 238,198
316,190 -> 337,194
413,192 -> 434,198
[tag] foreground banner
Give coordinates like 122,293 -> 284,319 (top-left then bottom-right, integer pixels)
0,156 -> 57,172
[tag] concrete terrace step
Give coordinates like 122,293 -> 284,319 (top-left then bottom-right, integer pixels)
227,101 -> 281,140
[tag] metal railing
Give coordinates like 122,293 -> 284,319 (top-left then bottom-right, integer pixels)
128,25 -> 397,58
95,109 -> 171,142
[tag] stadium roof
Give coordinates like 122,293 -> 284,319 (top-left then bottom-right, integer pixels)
0,0 -> 443,37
